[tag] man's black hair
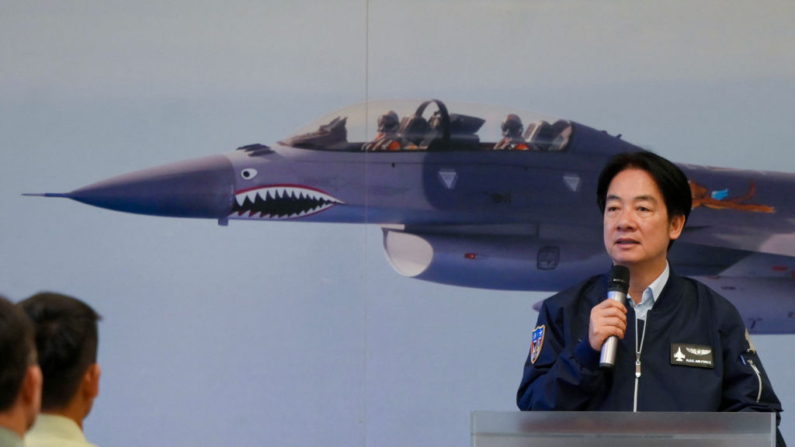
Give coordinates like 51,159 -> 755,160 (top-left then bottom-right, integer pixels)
0,295 -> 36,412
18,292 -> 101,410
597,151 -> 692,248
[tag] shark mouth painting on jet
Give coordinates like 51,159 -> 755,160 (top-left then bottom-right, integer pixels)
230,185 -> 344,219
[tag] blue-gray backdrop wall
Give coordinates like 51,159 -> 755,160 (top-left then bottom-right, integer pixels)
2,1 -> 794,446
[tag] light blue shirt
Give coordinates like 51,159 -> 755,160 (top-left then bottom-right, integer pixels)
627,262 -> 670,321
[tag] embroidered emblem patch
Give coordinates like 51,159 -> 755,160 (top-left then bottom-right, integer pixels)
530,325 -> 545,364
671,343 -> 714,369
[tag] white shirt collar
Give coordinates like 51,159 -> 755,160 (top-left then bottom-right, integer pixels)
627,261 -> 670,320
646,261 -> 670,303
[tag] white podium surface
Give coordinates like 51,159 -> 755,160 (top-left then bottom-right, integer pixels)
472,411 -> 775,447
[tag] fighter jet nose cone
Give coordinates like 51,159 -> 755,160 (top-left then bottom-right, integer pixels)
22,193 -> 76,198
67,155 -> 235,218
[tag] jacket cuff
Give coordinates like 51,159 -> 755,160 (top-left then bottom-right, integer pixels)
574,338 -> 601,370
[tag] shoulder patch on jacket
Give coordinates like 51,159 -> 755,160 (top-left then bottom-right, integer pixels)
745,328 -> 757,353
531,325 -> 545,364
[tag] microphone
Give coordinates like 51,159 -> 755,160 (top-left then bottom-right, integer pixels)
599,265 -> 630,369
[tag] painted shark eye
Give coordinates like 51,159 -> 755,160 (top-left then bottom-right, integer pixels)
241,169 -> 258,180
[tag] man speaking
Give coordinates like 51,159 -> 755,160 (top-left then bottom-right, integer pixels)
517,152 -> 785,445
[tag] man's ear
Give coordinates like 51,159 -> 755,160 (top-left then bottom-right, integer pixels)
22,365 -> 42,416
669,214 -> 685,240
82,364 -> 101,399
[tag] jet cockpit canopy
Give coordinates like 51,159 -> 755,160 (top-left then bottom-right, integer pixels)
280,99 -> 572,153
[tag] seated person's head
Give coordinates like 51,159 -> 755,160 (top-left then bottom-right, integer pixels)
377,111 -> 399,134
0,295 -> 41,435
18,293 -> 101,420
501,114 -> 524,138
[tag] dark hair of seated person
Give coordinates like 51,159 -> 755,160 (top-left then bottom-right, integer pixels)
0,295 -> 36,412
18,292 -> 101,410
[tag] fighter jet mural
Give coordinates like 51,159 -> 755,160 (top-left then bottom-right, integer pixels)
27,99 -> 795,333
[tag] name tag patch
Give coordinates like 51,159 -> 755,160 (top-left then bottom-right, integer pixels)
671,343 -> 714,369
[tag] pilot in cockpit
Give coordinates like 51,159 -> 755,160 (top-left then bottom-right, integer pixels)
428,110 -> 444,132
494,114 -> 530,151
363,110 -> 402,151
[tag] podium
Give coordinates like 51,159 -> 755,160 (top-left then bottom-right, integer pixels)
471,411 -> 775,447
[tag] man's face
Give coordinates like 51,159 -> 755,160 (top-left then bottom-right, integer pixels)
603,168 -> 684,270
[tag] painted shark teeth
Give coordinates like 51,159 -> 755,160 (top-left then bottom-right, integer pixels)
230,185 -> 343,220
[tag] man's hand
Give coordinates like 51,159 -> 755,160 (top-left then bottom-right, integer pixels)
588,300 -> 628,351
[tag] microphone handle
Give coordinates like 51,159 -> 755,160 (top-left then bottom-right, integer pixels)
599,289 -> 627,368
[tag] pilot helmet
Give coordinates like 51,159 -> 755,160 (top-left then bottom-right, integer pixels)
377,110 -> 400,134
501,114 -> 523,137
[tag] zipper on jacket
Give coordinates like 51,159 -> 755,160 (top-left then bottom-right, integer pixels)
747,359 -> 763,402
633,357 -> 641,412
633,314 -> 648,412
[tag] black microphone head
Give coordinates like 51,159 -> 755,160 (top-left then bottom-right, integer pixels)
608,265 -> 630,293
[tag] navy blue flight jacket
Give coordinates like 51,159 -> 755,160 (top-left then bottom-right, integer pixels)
517,269 -> 785,445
